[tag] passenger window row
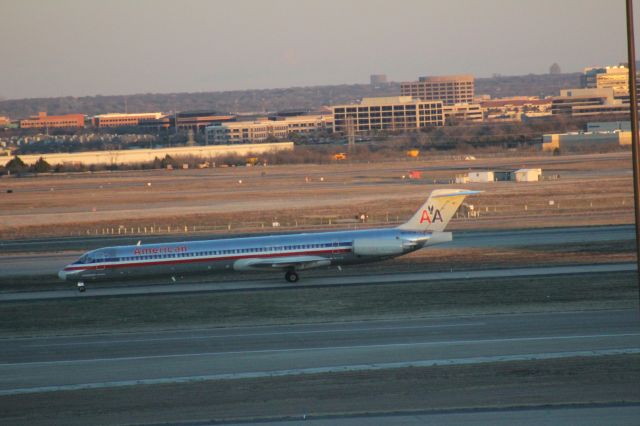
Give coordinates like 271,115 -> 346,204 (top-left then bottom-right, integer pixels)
84,242 -> 352,264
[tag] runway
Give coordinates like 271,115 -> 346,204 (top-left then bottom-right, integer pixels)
0,262 -> 635,301
224,405 -> 640,426
0,224 -> 634,278
0,309 -> 638,396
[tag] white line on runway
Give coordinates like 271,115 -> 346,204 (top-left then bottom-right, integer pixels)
4,332 -> 639,367
1,348 -> 638,396
26,322 -> 484,347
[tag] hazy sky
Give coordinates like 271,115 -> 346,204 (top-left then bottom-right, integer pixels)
0,0 -> 637,99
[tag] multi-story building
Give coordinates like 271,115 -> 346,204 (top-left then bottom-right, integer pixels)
136,111 -> 236,132
582,66 -> 611,88
20,112 -> 85,129
331,96 -> 443,134
580,65 -> 640,103
480,97 -> 552,121
272,114 -> 333,134
175,111 -> 236,132
205,119 -> 289,144
581,66 -> 628,89
0,116 -> 10,127
400,74 -> 474,105
596,72 -> 629,97
205,114 -> 333,144
92,112 -> 164,128
442,103 -> 483,123
551,88 -> 629,117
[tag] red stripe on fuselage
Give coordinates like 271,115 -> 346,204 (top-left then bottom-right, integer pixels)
64,248 -> 351,272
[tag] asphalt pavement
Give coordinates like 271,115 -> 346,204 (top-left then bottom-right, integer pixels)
1,309 -> 638,396
0,262 -> 635,301
222,405 -> 640,426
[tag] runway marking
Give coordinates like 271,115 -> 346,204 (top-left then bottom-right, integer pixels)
1,348 -> 638,396
3,332 -> 639,367
26,322 -> 484,347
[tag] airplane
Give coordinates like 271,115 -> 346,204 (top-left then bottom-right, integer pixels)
59,189 -> 479,292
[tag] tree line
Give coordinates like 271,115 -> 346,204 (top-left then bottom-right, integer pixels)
0,73 -> 581,118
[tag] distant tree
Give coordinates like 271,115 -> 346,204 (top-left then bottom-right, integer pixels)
549,63 -> 562,74
151,156 -> 163,169
5,156 -> 27,174
160,154 -> 177,168
32,157 -> 52,173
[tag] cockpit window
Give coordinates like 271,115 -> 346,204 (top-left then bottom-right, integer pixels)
74,253 -> 94,264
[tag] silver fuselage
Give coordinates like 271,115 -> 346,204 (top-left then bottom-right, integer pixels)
59,227 -> 447,282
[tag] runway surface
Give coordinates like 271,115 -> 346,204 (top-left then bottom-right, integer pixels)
0,263 -> 635,301
0,224 -> 634,278
0,309 -> 638,396
224,405 -> 640,426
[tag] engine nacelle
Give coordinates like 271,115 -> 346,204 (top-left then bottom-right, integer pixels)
352,238 -> 405,256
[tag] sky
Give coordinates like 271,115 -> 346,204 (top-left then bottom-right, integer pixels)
0,0 -> 637,100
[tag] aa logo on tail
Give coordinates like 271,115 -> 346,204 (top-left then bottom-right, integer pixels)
420,206 -> 443,224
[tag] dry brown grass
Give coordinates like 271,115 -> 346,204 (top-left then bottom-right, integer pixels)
0,152 -> 633,239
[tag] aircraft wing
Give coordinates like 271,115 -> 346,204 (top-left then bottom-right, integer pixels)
233,256 -> 332,271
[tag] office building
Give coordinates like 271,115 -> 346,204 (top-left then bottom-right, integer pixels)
443,103 -> 483,123
205,119 -> 289,144
331,96 -> 443,134
272,114 -> 333,134
205,114 -> 333,144
581,66 -> 628,90
136,111 -> 236,132
92,112 -> 164,128
480,97 -> 552,121
580,65 -> 640,103
20,112 -> 85,129
175,111 -> 236,131
551,88 -> 629,117
400,74 -> 474,105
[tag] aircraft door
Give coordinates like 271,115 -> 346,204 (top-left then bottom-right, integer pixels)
96,252 -> 107,271
331,240 -> 343,259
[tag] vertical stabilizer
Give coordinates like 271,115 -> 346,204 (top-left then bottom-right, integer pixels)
397,189 -> 481,232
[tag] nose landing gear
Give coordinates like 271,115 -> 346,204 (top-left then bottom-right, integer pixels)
77,282 -> 86,293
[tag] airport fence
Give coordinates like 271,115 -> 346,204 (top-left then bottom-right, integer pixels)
68,196 -> 634,238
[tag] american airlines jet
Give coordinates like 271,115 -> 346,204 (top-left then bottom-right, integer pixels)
59,189 -> 478,291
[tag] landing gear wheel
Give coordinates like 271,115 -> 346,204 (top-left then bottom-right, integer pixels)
77,282 -> 86,293
285,271 -> 299,283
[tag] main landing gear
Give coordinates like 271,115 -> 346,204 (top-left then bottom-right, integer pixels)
285,270 -> 299,283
